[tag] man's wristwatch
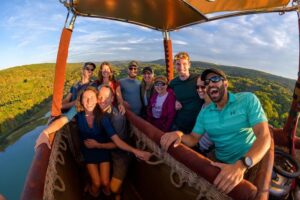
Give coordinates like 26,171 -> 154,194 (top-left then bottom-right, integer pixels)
240,156 -> 253,169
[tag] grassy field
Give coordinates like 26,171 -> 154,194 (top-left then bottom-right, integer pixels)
0,61 -> 299,148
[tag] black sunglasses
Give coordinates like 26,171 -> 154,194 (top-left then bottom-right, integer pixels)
196,85 -> 206,90
204,76 -> 224,86
84,67 -> 94,72
128,66 -> 138,71
154,82 -> 166,87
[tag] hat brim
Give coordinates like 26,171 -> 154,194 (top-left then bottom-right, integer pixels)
201,69 -> 226,80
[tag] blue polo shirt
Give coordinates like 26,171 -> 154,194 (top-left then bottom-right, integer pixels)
192,92 -> 267,164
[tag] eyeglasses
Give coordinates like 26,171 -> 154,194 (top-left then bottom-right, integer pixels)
196,85 -> 206,90
204,76 -> 224,85
128,66 -> 137,71
84,67 -> 94,72
154,82 -> 166,87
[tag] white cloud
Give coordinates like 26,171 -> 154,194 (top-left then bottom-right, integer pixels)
0,1 -> 299,79
172,40 -> 188,45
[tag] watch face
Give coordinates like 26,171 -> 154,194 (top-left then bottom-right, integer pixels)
245,157 -> 253,167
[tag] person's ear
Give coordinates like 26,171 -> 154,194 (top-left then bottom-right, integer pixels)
223,80 -> 228,88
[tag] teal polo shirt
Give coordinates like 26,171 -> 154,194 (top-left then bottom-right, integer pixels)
192,92 -> 267,164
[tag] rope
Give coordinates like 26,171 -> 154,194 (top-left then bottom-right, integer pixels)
170,169 -> 184,188
145,152 -> 164,165
43,129 -> 68,200
135,137 -> 147,150
130,125 -> 231,200
53,175 -> 66,192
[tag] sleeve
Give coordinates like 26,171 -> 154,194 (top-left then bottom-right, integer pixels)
191,110 -> 205,135
63,106 -> 77,121
101,116 -> 117,138
146,95 -> 154,121
247,93 -> 268,126
165,90 -> 176,131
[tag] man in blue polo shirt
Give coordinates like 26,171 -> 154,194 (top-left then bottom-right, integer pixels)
160,68 -> 271,194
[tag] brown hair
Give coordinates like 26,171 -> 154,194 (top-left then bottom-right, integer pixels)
82,62 -> 96,70
75,86 -> 104,128
98,62 -> 116,83
76,86 -> 99,112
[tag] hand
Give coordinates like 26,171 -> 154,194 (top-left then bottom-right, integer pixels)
35,131 -> 51,150
160,131 -> 183,151
133,149 -> 152,161
175,100 -> 182,110
211,161 -> 247,194
84,139 -> 100,149
118,103 -> 126,115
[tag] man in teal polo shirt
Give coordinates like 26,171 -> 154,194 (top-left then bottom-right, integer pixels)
160,68 -> 271,194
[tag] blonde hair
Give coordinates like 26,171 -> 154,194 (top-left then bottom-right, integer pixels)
173,52 -> 190,63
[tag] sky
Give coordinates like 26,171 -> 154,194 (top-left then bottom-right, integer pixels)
0,0 -> 299,79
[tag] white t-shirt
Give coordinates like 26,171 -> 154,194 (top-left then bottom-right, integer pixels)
152,93 -> 168,118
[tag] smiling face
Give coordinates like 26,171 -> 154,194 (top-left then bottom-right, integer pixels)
82,90 -> 97,112
101,64 -> 112,79
143,71 -> 154,83
97,86 -> 113,111
82,64 -> 94,79
196,77 -> 206,99
154,81 -> 168,95
175,58 -> 190,79
205,73 -> 228,103
128,65 -> 138,78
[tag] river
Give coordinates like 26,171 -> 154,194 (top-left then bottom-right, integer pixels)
0,125 -> 46,200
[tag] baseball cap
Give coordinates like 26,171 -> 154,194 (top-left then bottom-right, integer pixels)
201,68 -> 227,80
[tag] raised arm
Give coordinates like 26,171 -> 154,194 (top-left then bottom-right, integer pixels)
35,116 -> 69,149
35,106 -> 77,150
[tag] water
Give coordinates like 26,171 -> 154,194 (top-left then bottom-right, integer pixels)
0,125 -> 46,200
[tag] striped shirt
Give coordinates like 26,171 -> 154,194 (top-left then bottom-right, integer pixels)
192,92 -> 267,164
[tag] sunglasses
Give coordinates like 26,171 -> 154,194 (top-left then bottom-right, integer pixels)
204,76 -> 224,86
154,82 -> 166,87
196,85 -> 206,90
84,67 -> 94,72
128,66 -> 138,71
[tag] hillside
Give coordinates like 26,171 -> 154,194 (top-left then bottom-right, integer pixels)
0,61 -> 297,145
150,59 -> 295,91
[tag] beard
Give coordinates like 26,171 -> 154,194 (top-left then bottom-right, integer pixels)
207,84 -> 225,103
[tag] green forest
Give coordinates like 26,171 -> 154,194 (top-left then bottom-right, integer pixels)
0,61 -> 297,146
